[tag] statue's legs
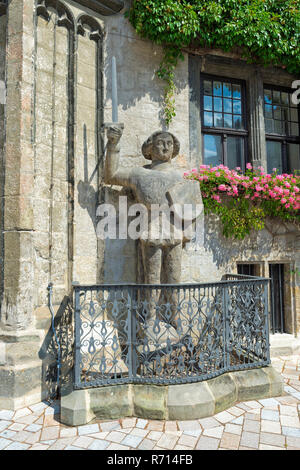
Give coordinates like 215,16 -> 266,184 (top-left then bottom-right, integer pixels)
162,243 -> 182,328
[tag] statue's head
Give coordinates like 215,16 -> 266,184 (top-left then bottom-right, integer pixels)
142,131 -> 180,162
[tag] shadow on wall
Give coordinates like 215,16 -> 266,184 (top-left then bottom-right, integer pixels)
38,296 -> 74,402
77,124 -> 100,234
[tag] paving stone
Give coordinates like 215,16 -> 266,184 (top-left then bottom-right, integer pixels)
29,403 -> 48,414
119,428 -> 133,434
280,415 -> 300,428
243,419 -> 260,433
0,438 -> 12,450
178,420 -> 201,432
72,436 -> 95,449
4,442 -> 30,450
165,421 -> 178,433
40,426 -> 60,441
196,436 -> 219,450
240,431 -> 259,449
0,420 -> 12,432
30,444 -> 49,450
65,445 -> 83,450
43,415 -> 60,427
147,420 -> 164,431
279,405 -> 299,416
88,432 -> 109,440
11,430 -> 32,442
24,431 -> 41,445
177,434 -> 198,448
138,438 -> 156,450
100,421 -> 121,432
226,406 -> 245,417
258,398 -> 280,408
106,431 -> 126,443
156,433 -> 178,449
48,437 -> 77,450
231,416 -> 244,425
107,443 -> 130,450
136,419 -> 148,429
77,423 -> 100,436
282,427 -> 300,438
182,429 -> 201,438
214,411 -> 234,424
148,431 -> 163,441
224,423 -> 242,435
130,428 -> 148,438
60,427 -> 78,438
88,439 -> 110,450
25,423 -> 42,432
121,418 -> 136,429
0,430 -> 17,439
203,426 -> 224,439
174,444 -> 193,450
243,401 -> 262,409
286,436 -> 300,448
14,408 -> 32,419
0,411 -> 14,420
261,409 -> 279,421
121,434 -> 143,448
261,420 -> 281,434
259,444 -> 285,450
245,410 -> 260,419
259,432 -> 286,447
198,417 -> 220,429
220,432 -> 240,450
14,415 -> 39,425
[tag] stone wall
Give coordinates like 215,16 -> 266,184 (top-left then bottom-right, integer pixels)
0,12 -> 6,323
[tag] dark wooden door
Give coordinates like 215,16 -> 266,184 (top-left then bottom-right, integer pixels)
269,264 -> 285,333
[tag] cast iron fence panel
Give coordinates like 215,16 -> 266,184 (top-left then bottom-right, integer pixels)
73,276 -> 270,389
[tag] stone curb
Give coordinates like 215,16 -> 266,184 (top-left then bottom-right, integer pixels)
60,366 -> 284,426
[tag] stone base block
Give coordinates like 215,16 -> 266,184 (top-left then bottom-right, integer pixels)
0,328 -> 57,410
60,366 -> 284,426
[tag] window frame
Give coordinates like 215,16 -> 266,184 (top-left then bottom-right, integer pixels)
263,83 -> 300,173
200,74 -> 248,171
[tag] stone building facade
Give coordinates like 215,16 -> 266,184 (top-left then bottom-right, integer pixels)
0,0 -> 299,409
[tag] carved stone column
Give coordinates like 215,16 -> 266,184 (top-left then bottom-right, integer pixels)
248,68 -> 267,170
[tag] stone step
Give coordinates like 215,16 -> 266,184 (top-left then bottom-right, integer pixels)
270,333 -> 300,357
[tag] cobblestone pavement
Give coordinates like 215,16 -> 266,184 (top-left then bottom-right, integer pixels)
0,355 -> 299,451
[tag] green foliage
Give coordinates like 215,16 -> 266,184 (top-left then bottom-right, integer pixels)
126,0 -> 300,124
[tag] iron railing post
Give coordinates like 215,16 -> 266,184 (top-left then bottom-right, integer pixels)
264,280 -> 271,364
224,284 -> 230,371
127,287 -> 133,380
74,285 -> 81,388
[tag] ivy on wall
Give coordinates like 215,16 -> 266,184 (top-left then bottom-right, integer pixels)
126,0 -> 300,124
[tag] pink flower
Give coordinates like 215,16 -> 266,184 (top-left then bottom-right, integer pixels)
246,163 -> 252,170
218,184 -> 227,191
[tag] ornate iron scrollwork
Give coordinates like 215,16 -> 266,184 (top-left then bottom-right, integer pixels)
73,277 -> 271,389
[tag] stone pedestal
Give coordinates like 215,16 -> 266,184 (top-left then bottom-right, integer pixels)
61,365 -> 284,426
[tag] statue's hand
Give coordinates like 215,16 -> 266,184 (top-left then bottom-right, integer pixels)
107,125 -> 123,146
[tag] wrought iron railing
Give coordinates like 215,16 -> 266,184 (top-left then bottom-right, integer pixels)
73,276 -> 270,389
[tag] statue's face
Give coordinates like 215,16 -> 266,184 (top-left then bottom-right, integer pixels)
152,133 -> 174,162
